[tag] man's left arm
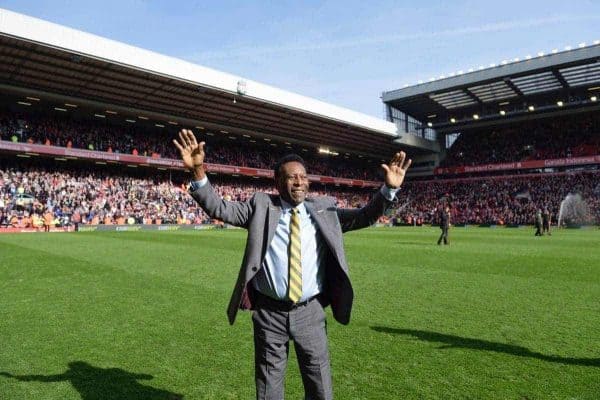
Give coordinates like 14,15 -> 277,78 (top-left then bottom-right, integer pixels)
337,152 -> 411,232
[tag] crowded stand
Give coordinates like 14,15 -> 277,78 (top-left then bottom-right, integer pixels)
0,161 -> 376,230
1,159 -> 598,231
1,106 -> 599,231
0,109 -> 381,181
395,171 -> 600,226
442,113 -> 600,167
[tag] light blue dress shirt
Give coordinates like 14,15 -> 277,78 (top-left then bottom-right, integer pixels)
253,199 -> 325,301
190,177 -> 399,302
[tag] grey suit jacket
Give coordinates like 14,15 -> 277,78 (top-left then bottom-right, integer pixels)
190,182 -> 393,325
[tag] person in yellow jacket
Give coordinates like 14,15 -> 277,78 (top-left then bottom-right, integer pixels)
32,213 -> 44,230
43,210 -> 54,232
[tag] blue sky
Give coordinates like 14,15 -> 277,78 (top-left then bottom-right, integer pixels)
1,1 -> 600,118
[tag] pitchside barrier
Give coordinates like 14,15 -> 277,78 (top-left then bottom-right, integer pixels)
383,223 -> 597,229
76,224 -> 241,232
1,224 -> 595,234
0,226 -> 75,234
0,224 -> 240,233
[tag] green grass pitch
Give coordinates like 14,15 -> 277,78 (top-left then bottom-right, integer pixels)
1,227 -> 599,399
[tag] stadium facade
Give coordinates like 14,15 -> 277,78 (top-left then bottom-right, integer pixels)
383,43 -> 600,176
0,7 -> 437,181
0,8 -> 598,230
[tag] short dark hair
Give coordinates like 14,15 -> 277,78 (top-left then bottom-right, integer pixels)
273,154 -> 306,179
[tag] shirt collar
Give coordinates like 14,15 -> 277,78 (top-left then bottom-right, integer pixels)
279,198 -> 307,215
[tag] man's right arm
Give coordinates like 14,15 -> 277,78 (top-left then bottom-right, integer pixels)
174,129 -> 253,228
189,176 -> 208,192
188,178 -> 253,228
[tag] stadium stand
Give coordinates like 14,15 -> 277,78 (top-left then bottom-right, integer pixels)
0,108 -> 382,181
0,9 -> 598,232
0,159 -> 378,230
441,113 -> 600,167
395,171 -> 599,226
1,157 -> 598,230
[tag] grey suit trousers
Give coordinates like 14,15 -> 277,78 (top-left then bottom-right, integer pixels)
252,295 -> 332,400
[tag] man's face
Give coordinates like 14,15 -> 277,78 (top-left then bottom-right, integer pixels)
276,161 -> 309,206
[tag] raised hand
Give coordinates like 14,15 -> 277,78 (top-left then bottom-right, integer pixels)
173,129 -> 206,180
381,151 -> 412,189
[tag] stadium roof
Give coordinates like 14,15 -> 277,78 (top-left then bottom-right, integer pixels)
0,8 -> 433,157
383,43 -> 600,133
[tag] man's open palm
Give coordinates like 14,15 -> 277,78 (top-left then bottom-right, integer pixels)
381,151 -> 412,189
173,129 -> 205,170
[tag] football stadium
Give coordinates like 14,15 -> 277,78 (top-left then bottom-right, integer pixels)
1,7 -> 599,400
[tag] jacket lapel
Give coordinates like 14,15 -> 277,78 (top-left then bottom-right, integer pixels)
304,200 -> 324,229
304,200 -> 344,269
305,200 -> 342,258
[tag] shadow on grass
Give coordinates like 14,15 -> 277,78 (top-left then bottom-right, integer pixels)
371,326 -> 600,367
0,361 -> 183,399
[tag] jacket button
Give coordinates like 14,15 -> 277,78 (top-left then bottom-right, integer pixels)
251,267 -> 257,272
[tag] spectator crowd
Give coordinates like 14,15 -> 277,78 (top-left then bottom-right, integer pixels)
1,163 -> 598,230
1,107 -> 599,229
395,171 -> 599,226
0,109 -> 381,181
0,164 -> 376,230
442,113 -> 600,167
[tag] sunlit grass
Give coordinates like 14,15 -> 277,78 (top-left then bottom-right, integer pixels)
0,227 -> 598,399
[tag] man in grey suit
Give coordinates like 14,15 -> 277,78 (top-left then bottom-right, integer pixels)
174,129 -> 411,400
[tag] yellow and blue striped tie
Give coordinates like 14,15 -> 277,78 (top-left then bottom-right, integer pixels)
288,208 -> 302,303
